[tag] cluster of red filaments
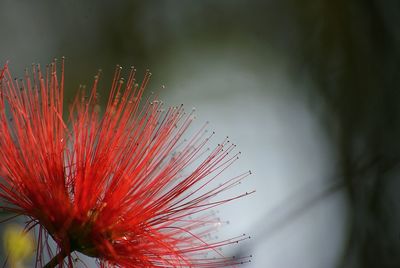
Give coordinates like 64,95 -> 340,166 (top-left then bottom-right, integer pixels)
0,59 -> 253,267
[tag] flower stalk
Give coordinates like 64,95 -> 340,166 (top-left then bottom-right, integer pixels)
43,251 -> 68,268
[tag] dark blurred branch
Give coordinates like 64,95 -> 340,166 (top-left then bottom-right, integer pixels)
248,154 -> 400,248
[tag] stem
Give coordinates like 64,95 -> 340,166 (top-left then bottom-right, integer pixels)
43,251 -> 69,268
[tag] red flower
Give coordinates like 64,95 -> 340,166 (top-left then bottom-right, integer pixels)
0,59 -> 252,267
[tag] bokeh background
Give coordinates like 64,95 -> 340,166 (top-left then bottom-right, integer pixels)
1,0 -> 400,267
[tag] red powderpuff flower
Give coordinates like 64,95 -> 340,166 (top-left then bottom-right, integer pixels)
0,59 -> 253,268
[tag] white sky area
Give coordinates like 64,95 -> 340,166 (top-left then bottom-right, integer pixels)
155,48 -> 348,268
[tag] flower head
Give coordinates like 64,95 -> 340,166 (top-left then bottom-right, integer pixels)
0,59 -> 252,267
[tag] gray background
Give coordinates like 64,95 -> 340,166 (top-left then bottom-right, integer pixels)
1,1 -> 400,267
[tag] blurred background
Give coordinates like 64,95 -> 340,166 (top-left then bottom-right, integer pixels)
1,0 -> 400,267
